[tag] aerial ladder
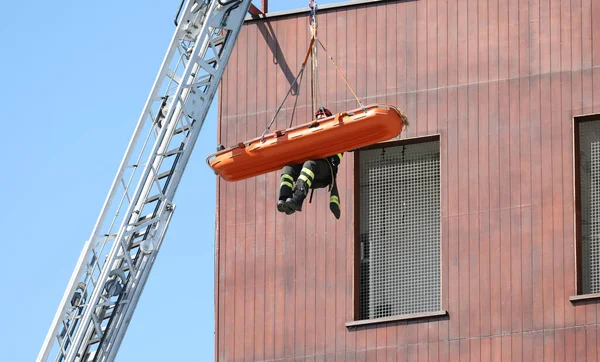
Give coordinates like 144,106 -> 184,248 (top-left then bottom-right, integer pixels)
37,1 -> 253,361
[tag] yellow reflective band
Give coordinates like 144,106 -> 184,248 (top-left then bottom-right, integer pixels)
330,196 -> 340,208
301,167 -> 315,179
281,174 -> 294,182
337,153 -> 343,161
298,174 -> 312,187
280,181 -> 293,189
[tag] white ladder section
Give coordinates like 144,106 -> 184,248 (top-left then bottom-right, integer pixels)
37,1 -> 252,361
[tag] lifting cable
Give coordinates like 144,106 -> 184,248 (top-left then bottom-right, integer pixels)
309,0 -> 320,118
260,37 -> 315,142
260,0 -> 365,142
316,38 -> 365,111
260,0 -> 317,142
288,69 -> 306,128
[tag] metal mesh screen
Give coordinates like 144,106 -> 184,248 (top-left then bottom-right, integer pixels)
579,120 -> 600,294
358,139 -> 441,320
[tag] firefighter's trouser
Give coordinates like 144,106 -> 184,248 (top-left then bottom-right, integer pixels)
279,159 -> 331,203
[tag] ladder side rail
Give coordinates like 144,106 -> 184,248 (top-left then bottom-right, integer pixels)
162,2 -> 252,204
73,70 -> 197,360
37,1 -> 207,361
98,7 -> 252,355
121,2 -> 246,240
64,1 -> 252,361
98,3 -> 252,359
62,10 -> 206,362
74,85 -> 196,360
101,208 -> 176,362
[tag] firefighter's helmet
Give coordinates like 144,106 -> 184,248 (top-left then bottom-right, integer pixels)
315,107 -> 332,118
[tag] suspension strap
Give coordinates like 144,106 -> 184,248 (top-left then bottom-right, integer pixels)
309,0 -> 319,117
288,68 -> 306,128
260,38 -> 315,143
316,38 -> 366,111
326,157 -> 335,192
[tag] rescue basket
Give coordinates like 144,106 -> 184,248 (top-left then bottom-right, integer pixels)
206,104 -> 408,182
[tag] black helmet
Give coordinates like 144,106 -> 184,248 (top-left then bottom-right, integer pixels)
315,107 -> 332,118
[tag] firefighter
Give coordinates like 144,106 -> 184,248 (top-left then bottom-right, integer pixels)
277,107 -> 343,219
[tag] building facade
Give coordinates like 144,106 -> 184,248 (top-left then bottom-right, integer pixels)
216,0 -> 600,360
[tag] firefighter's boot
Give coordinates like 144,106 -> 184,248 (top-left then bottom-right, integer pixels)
285,184 -> 308,212
284,162 -> 314,212
329,195 -> 341,219
278,171 -> 295,215
277,199 -> 295,215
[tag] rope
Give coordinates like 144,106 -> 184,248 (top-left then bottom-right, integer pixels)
326,157 -> 335,192
261,0 -> 367,143
316,38 -> 366,111
309,0 -> 318,119
312,42 -> 322,115
310,64 -> 315,118
260,67 -> 305,142
288,64 -> 307,128
260,37 -> 316,142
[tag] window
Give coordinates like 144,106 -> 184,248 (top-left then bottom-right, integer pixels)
575,116 -> 600,296
355,137 -> 441,321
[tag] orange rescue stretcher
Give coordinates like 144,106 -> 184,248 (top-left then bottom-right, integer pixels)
206,104 -> 409,182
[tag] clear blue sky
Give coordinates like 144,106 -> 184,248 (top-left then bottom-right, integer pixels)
0,0 -> 341,361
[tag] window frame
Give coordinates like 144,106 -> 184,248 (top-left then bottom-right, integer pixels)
348,135 -> 447,327
570,114 -> 600,302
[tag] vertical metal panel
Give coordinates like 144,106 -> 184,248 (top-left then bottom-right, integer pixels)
214,0 -> 600,360
477,0 -> 492,338
262,15 -> 278,361
252,18 -> 268,360
282,16 -> 296,361
272,17 -> 286,360
245,21 -> 258,361
294,15 -> 309,359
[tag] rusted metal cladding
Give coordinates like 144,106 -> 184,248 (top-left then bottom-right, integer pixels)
216,0 -> 600,360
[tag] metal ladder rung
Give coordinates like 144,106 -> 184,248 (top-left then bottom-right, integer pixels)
100,309 -> 114,321
174,124 -> 191,135
194,74 -> 212,87
126,227 -> 150,244
86,337 -> 101,345
131,230 -> 146,240
134,214 -> 154,226
212,34 -> 227,46
157,170 -> 172,180
203,56 -> 217,66
163,147 -> 182,157
145,194 -> 162,204
103,233 -> 117,241
131,239 -> 143,249
84,323 -> 107,346
165,69 -> 182,85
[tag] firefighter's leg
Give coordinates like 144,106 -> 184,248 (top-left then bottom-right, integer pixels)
329,182 -> 341,219
284,160 -> 316,211
278,164 -> 300,214
285,159 -> 330,211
